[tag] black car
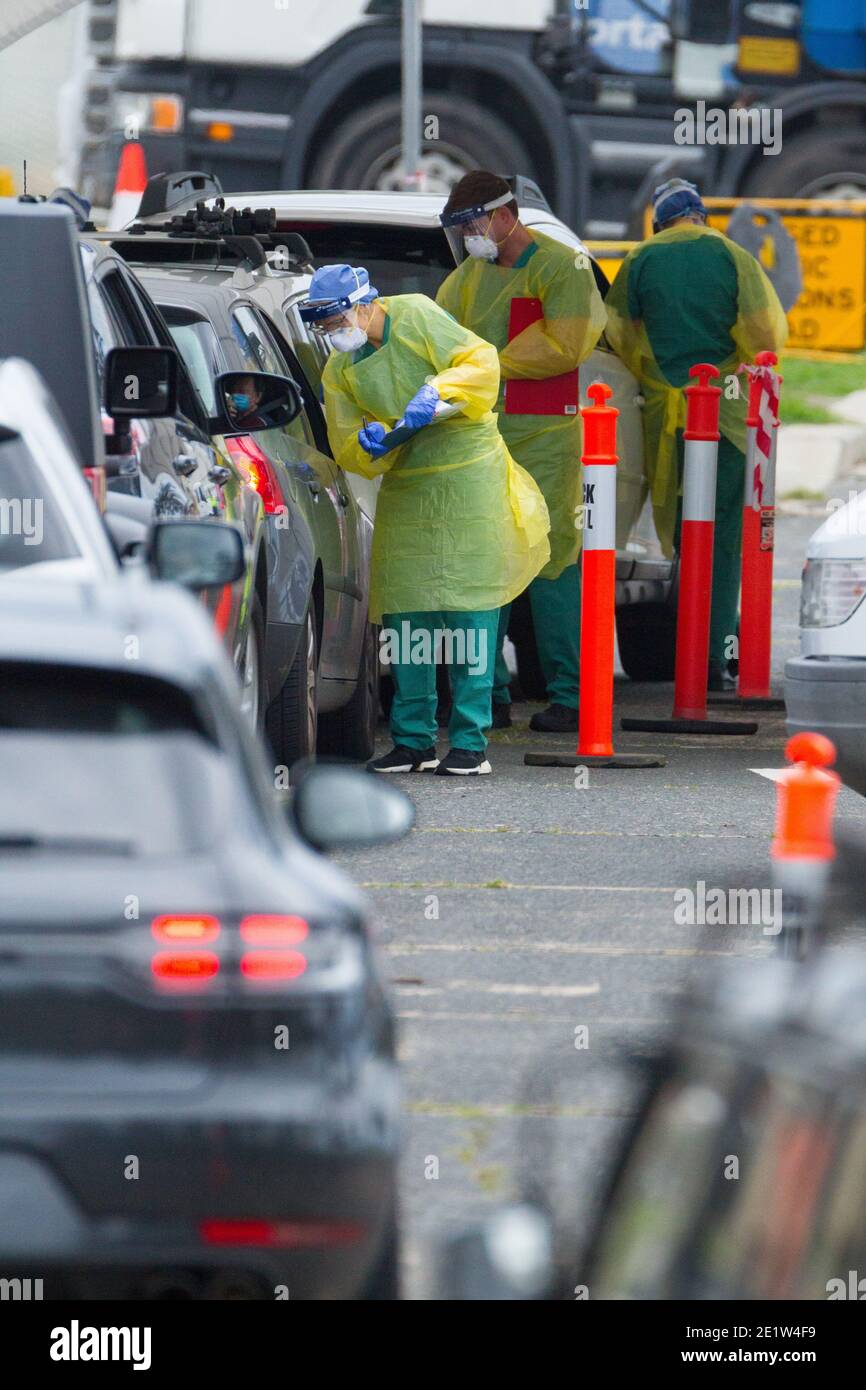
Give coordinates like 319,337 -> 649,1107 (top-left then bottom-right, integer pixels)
0,579 -> 410,1300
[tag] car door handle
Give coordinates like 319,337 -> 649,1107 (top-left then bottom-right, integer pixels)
337,490 -> 350,507
208,464 -> 232,485
172,453 -> 198,478
306,480 -> 322,498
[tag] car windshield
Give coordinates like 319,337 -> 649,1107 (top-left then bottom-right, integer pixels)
0,665 -> 232,857
0,434 -> 80,573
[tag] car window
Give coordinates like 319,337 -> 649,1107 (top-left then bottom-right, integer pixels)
0,434 -> 80,572
84,277 -> 123,379
231,304 -> 315,448
160,306 -> 225,418
278,222 -> 453,298
257,305 -> 331,456
100,268 -> 151,343
0,665 -> 232,858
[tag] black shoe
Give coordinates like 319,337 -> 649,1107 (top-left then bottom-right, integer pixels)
529,702 -> 578,733
708,660 -> 736,693
491,702 -> 512,730
367,745 -> 439,773
434,748 -> 492,776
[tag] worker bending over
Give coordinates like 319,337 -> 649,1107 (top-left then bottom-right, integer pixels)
437,171 -> 606,732
606,178 -> 788,690
301,263 -> 550,775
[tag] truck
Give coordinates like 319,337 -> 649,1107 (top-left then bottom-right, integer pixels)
77,0 -> 866,236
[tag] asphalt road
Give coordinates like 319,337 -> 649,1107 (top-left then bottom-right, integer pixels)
339,494 -> 866,1300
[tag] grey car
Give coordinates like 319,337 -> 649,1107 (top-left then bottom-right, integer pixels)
0,577 -> 410,1300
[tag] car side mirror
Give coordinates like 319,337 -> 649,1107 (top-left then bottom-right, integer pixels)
214,371 -> 303,435
104,346 -> 178,419
148,519 -> 246,589
290,763 -> 415,853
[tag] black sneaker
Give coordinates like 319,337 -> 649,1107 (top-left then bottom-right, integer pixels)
491,702 -> 512,730
367,745 -> 439,774
708,660 -> 736,693
528,702 -> 578,733
435,748 -> 492,776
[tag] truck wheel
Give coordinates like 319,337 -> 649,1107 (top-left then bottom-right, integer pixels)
742,126 -> 866,199
309,94 -> 531,194
616,601 -> 677,682
265,604 -> 319,768
318,621 -> 380,761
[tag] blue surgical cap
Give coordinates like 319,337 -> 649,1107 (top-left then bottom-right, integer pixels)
300,264 -> 379,323
651,179 -> 706,232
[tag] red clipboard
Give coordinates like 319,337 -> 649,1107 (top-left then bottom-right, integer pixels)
503,296 -> 580,416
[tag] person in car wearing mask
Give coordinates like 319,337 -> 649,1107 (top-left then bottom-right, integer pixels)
225,375 -> 269,430
300,263 -> 550,776
437,171 -> 606,734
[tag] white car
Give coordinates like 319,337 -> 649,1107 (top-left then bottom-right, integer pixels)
0,357 -> 119,587
138,175 -> 675,685
786,488 -> 866,795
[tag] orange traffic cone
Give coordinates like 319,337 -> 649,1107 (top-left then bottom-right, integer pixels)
771,732 -> 840,960
107,142 -> 148,229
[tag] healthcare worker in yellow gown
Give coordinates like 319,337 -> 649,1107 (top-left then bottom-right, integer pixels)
300,263 -> 550,776
437,171 -> 606,733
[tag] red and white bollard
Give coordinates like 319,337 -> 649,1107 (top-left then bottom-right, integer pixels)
525,382 -> 664,769
624,363 -> 757,736
737,350 -> 784,708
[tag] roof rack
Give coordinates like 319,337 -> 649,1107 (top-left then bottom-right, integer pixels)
114,199 -> 315,273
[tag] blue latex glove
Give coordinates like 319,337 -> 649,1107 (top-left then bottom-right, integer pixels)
400,383 -> 440,431
358,421 -> 388,458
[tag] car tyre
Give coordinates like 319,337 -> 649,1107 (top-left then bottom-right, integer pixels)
318,620 -> 380,761
239,594 -> 266,731
616,600 -> 678,683
361,1204 -> 401,1301
742,127 -> 866,200
265,603 -> 319,767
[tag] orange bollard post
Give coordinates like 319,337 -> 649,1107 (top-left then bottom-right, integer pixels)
771,732 -> 840,960
525,383 -> 665,770
623,363 -> 757,736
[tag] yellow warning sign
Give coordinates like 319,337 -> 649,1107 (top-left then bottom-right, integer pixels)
631,197 -> 866,352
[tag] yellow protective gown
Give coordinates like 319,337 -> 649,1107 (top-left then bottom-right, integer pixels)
436,230 -> 606,579
605,223 -> 789,556
322,293 -> 550,622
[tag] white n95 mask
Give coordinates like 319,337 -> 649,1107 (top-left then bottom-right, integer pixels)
464,234 -> 499,262
330,324 -> 368,352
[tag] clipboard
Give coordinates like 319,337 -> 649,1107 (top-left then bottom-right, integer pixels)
503,296 -> 580,417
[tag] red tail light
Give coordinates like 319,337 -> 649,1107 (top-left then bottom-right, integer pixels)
240,915 -> 309,945
240,950 -> 307,982
151,951 -> 220,988
152,914 -> 221,943
83,465 -> 107,513
223,435 -> 284,514
199,1218 -> 365,1248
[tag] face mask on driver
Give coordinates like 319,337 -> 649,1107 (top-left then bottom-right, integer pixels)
230,393 -> 251,412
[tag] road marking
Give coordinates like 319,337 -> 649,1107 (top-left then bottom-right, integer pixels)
364,881 -> 683,892
750,767 -> 786,782
394,979 -> 600,998
388,941 -> 750,958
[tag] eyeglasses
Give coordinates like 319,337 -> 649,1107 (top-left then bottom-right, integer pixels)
308,315 -> 353,337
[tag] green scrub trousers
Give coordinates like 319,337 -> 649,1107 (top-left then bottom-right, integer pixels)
674,431 -> 745,667
492,563 -> 581,708
383,609 -> 500,752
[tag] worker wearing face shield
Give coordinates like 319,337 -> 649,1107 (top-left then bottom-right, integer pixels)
300,263 -> 550,776
437,172 -> 607,734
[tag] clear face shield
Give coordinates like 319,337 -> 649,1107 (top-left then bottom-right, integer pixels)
439,190 -> 515,265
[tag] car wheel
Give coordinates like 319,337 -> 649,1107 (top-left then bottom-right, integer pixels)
318,620 -> 380,761
360,1204 -> 401,1301
239,594 -> 265,730
308,94 -> 531,194
616,601 -> 678,683
265,603 -> 319,767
